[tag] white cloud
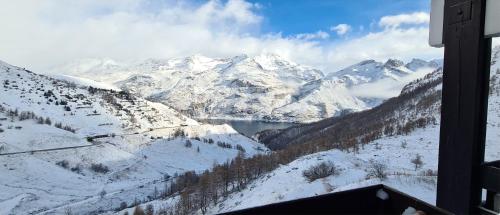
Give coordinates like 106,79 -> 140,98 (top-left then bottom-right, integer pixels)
379,12 -> 429,28
325,26 -> 442,72
330,24 -> 352,36
295,31 -> 330,40
0,2 -> 442,74
350,68 -> 436,99
0,0 -> 265,71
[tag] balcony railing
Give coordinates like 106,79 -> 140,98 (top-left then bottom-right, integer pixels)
223,184 -> 451,214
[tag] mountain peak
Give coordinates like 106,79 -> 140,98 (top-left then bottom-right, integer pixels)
405,58 -> 441,71
357,60 -> 377,66
384,59 -> 405,68
230,54 -> 249,63
253,53 -> 294,70
185,54 -> 214,63
257,52 -> 285,59
407,58 -> 427,65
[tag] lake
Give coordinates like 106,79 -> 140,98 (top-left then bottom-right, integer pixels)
199,119 -> 298,137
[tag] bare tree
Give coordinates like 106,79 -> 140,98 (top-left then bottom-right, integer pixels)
184,140 -> 192,148
367,160 -> 388,180
411,154 -> 424,170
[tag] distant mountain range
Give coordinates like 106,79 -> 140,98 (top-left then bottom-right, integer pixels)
52,54 -> 442,123
2,46 -> 498,215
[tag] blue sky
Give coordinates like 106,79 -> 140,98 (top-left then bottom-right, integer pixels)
248,0 -> 430,37
0,0 -> 444,73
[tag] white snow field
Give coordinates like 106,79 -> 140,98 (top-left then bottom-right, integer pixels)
0,60 -> 267,215
210,123 -> 499,214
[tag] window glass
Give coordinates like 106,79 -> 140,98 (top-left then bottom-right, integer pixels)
6,1 -> 500,215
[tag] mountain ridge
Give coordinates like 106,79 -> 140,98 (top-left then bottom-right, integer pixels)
52,54 -> 440,123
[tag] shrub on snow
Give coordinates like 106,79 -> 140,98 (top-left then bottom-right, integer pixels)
303,161 -> 339,182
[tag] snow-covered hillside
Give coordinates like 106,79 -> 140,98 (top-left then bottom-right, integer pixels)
119,47 -> 498,214
271,58 -> 440,121
206,48 -> 500,214
212,122 -> 499,214
206,48 -> 500,213
52,54 -> 439,123
0,60 -> 267,215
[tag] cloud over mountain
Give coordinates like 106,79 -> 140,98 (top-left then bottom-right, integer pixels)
0,0 -> 442,74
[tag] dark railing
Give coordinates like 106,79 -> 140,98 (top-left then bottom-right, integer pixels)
222,185 -> 451,215
480,160 -> 500,214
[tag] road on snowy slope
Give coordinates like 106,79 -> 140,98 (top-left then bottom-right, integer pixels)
86,124 -> 190,140
0,142 -> 103,156
0,125 -> 191,156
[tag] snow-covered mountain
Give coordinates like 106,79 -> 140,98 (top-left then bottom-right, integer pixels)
53,54 -> 440,123
328,58 -> 441,89
0,60 -> 268,215
116,48 -> 498,214
272,58 -> 441,121
205,47 -> 500,213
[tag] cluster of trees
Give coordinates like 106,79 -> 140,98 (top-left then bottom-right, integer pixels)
14,110 -> 53,126
94,87 -> 139,125
154,130 -> 392,214
180,133 -> 239,152
0,107 -> 76,133
90,163 -> 110,174
56,160 -> 70,169
56,160 -> 83,173
235,144 -> 245,153
54,122 -> 76,133
216,141 -> 232,149
156,132 -> 373,214
43,90 -> 55,98
159,151 -> 288,214
173,129 -> 187,138
91,85 -> 166,128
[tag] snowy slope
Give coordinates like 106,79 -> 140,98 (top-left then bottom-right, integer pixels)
212,122 -> 499,214
51,74 -> 121,91
106,48 -> 498,215
328,59 -> 412,86
208,48 -> 500,213
0,60 -> 268,215
271,79 -> 368,122
53,55 -> 439,123
207,48 -> 500,213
